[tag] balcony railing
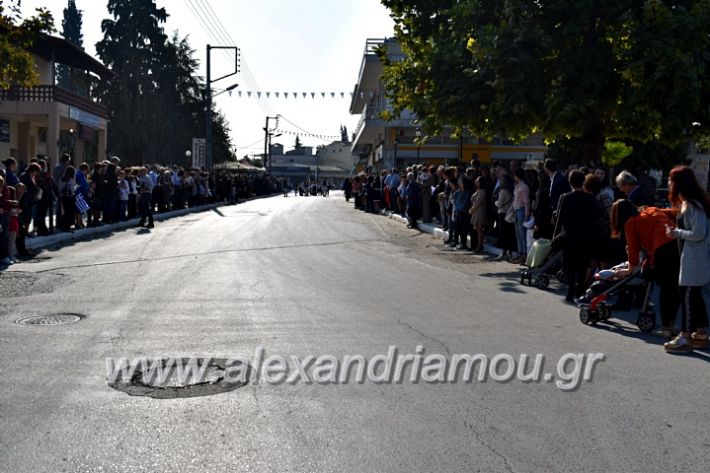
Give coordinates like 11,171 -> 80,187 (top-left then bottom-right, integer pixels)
0,85 -> 107,118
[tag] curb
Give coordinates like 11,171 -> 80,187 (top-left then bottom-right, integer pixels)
25,193 -> 282,251
381,211 -> 503,257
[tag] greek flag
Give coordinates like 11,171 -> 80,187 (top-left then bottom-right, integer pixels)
75,193 -> 90,214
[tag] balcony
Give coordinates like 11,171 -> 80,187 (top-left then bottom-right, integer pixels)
349,38 -> 404,114
0,85 -> 107,118
351,101 -> 416,153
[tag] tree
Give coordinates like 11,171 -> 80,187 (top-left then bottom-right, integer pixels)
294,135 -> 302,149
57,0 -> 83,91
96,0 -> 169,164
340,124 -> 349,143
380,0 -> 710,165
0,0 -> 54,89
96,1 -> 232,166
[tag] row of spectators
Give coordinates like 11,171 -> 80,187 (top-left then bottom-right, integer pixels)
0,154 -> 286,265
346,159 -> 709,353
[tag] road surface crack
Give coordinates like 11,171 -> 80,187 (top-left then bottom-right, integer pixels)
464,421 -> 517,473
396,319 -> 452,356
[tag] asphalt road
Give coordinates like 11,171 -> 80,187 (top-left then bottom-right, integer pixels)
1,192 -> 708,473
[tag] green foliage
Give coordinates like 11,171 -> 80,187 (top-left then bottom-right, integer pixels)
57,0 -> 83,91
380,0 -> 710,166
95,0 -> 232,166
602,141 -> 634,167
0,0 -> 54,89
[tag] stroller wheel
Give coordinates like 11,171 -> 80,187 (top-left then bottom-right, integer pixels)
556,270 -> 568,284
636,311 -> 655,333
534,276 -> 550,290
579,307 -> 598,325
599,305 -> 612,321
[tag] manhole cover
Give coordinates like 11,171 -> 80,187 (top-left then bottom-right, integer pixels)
108,358 -> 251,399
16,313 -> 85,326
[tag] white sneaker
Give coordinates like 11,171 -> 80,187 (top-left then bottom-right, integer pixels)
0,257 -> 13,265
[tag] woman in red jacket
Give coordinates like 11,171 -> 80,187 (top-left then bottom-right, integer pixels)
610,200 -> 680,337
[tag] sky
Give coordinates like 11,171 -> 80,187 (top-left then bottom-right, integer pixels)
20,0 -> 395,158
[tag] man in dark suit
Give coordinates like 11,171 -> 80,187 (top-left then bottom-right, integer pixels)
615,170 -> 653,207
554,170 -> 606,302
545,159 -> 571,212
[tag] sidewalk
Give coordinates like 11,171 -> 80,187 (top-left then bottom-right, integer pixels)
24,193 -> 281,251
381,211 -> 503,257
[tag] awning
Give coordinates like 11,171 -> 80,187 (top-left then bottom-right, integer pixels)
29,35 -> 116,81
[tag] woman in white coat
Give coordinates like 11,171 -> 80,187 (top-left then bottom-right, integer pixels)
664,166 -> 710,353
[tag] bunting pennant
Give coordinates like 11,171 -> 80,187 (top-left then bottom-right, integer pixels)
226,91 -> 355,99
273,129 -> 340,140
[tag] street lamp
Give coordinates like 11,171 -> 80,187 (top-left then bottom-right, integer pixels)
213,83 -> 239,98
185,150 -> 192,167
415,127 -> 422,165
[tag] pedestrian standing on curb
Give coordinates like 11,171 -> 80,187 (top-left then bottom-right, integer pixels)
137,167 -> 155,228
512,168 -> 531,263
75,163 -> 90,229
118,170 -> 129,221
0,175 -> 14,265
494,174 -> 517,260
59,166 -> 76,232
404,172 -> 421,229
452,177 -> 473,250
663,166 -> 710,353
470,176 -> 487,253
6,186 -> 20,263
556,170 -> 606,302
52,154 -> 70,229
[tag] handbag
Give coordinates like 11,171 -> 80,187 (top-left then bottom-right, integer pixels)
504,204 -> 516,224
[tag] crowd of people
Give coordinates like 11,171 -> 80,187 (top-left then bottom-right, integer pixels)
345,159 -> 710,354
0,154 -> 286,266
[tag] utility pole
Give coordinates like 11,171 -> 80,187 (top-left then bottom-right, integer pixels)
262,115 -> 279,173
206,44 -> 239,170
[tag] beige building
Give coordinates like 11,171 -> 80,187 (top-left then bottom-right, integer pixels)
0,35 -> 113,167
349,38 -> 547,170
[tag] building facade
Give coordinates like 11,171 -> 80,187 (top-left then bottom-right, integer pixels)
349,38 -> 548,170
0,35 -> 113,167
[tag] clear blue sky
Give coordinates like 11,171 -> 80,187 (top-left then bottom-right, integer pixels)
21,0 -> 394,158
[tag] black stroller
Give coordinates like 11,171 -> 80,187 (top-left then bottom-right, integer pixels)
577,262 -> 656,332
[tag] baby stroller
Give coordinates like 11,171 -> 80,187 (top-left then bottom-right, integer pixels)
577,261 -> 656,332
520,238 -> 565,290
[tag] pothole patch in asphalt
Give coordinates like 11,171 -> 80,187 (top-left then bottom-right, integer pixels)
108,358 -> 252,399
0,271 -> 68,299
16,312 -> 86,326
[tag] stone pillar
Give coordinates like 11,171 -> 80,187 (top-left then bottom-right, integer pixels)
97,128 -> 107,163
690,154 -> 710,191
47,104 -> 60,169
